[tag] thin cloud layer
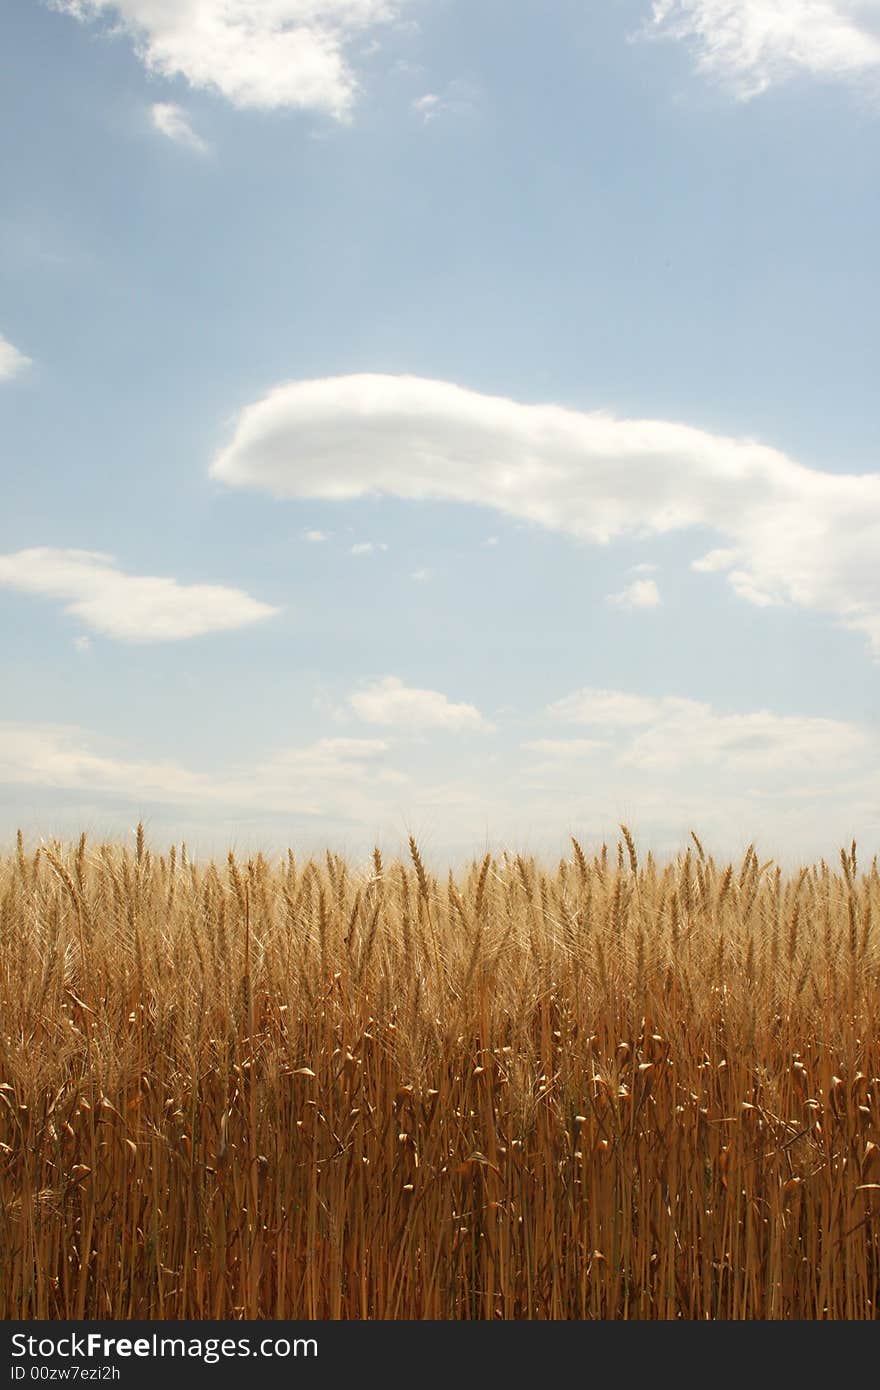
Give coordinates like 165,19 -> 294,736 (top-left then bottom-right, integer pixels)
211,373 -> 880,655
0,721 -> 211,802
348,675 -> 492,731
0,723 -> 396,818
548,686 -> 867,771
650,1 -> 880,97
150,102 -> 208,153
522,738 -> 608,758
51,1 -> 410,118
2,692 -> 875,860
0,332 -> 31,380
0,548 -> 278,642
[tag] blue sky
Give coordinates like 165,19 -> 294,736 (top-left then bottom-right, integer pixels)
1,0 -> 879,862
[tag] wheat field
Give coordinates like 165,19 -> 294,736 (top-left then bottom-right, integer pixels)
1,827 -> 878,1319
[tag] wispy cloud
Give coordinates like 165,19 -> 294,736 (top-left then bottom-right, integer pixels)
0,548 -> 279,642
51,1 -> 414,120
649,1 -> 880,98
607,577 -> 662,608
0,332 -> 32,380
303,529 -> 328,543
350,541 -> 388,555
211,373 -> 880,656
150,101 -> 208,153
348,675 -> 493,732
412,92 -> 442,120
412,79 -> 482,123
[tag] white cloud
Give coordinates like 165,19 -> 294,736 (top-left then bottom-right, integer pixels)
0,332 -> 31,380
348,675 -> 492,731
72,636 -> 91,653
0,548 -> 278,642
727,568 -> 779,607
350,541 -> 388,555
549,686 -> 867,772
649,1 -> 880,97
608,577 -> 662,608
0,723 -> 396,817
0,722 -> 211,803
410,567 -> 432,582
51,1 -> 412,119
150,101 -> 208,153
210,373 -> 880,656
692,546 -> 738,572
549,689 -> 667,728
304,529 -> 328,542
